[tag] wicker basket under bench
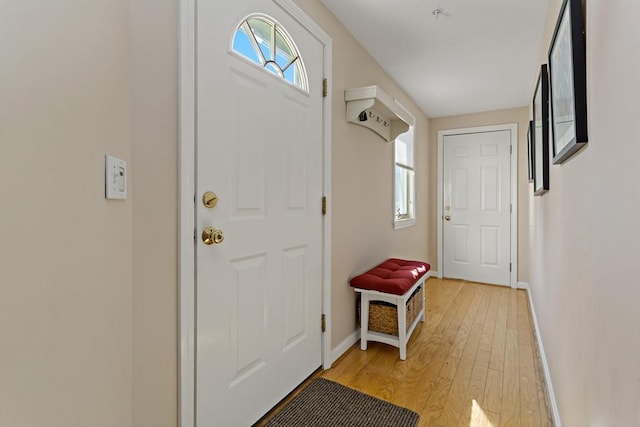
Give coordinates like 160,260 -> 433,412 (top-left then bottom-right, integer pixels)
350,258 -> 430,360
358,285 -> 424,335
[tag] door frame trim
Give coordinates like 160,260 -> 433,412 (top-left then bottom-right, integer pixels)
178,1 -> 333,425
437,124 -> 518,288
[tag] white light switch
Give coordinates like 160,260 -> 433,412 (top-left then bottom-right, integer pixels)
105,154 -> 127,200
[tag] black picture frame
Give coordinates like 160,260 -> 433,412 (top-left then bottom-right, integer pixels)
527,120 -> 534,183
533,65 -> 549,196
548,0 -> 588,164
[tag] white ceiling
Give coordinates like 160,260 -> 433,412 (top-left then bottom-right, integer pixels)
320,0 -> 550,118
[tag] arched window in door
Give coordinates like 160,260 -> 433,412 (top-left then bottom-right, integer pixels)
231,15 -> 308,92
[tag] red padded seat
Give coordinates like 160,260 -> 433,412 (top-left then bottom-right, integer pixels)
350,258 -> 431,296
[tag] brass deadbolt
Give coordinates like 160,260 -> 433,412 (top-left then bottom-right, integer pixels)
202,227 -> 224,245
202,191 -> 219,208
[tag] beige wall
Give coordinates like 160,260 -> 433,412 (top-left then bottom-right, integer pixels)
130,1 -> 178,426
0,1 -> 179,425
528,0 -> 640,425
293,0 -> 432,349
429,107 -> 531,283
0,1 -> 133,425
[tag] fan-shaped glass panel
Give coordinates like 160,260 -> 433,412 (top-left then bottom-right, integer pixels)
231,15 -> 308,92
275,30 -> 295,69
232,23 -> 261,65
247,18 -> 272,63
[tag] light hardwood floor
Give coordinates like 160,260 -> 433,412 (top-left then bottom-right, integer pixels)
258,278 -> 554,427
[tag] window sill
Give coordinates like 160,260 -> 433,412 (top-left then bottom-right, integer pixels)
394,218 -> 416,230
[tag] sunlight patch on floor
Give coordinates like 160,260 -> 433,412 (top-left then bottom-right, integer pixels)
468,399 -> 498,427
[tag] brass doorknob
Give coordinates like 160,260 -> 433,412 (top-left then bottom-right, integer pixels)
202,227 -> 224,245
444,215 -> 451,221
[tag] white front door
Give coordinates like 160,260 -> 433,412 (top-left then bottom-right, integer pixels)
195,1 -> 324,425
442,130 -> 512,286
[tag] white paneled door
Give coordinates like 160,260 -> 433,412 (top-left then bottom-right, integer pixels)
195,1 -> 324,425
443,130 -> 512,286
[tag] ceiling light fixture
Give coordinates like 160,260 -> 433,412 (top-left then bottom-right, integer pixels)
431,7 -> 446,19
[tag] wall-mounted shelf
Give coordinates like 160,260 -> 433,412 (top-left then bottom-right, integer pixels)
345,85 -> 414,142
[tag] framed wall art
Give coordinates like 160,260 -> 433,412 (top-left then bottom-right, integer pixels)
527,120 -> 534,183
548,0 -> 588,164
533,65 -> 549,196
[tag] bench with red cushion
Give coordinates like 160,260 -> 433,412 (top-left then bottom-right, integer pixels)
350,258 -> 430,295
350,258 -> 431,360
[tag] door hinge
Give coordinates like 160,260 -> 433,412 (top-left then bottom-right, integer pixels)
510,262 -> 512,272
321,314 -> 326,333
510,203 -> 513,213
322,78 -> 328,98
322,196 -> 327,215
510,145 -> 513,154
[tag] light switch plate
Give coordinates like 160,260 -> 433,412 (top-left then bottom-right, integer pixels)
105,154 -> 127,200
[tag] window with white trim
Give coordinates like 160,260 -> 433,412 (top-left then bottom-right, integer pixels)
231,15 -> 308,92
394,126 -> 415,228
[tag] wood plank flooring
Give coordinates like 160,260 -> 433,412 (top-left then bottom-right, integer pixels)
257,278 -> 554,427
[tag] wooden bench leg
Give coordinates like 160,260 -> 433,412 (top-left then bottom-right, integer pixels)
360,293 -> 369,351
397,295 -> 407,360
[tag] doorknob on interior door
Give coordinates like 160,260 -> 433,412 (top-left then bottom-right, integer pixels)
444,215 -> 451,221
202,226 -> 224,245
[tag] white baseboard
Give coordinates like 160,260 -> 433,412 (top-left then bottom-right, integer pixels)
517,281 -> 529,290
329,330 -> 360,367
524,287 -> 562,427
428,270 -> 439,278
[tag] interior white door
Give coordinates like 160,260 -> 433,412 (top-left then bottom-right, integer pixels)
195,1 -> 324,425
443,131 -> 511,286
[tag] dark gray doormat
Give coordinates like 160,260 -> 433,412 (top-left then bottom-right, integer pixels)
264,378 -> 419,427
